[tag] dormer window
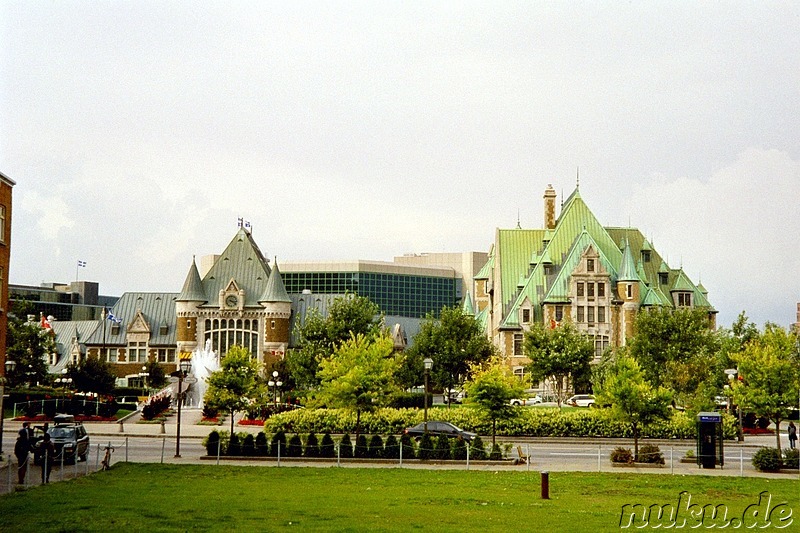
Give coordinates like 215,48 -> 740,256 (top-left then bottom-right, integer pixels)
521,308 -> 531,324
111,324 -> 120,335
659,272 -> 668,285
642,250 -> 651,263
677,292 -> 692,307
587,259 -> 595,272
160,324 -> 169,335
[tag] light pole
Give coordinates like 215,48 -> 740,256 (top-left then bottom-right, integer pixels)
268,371 -> 282,408
174,359 -> 192,458
0,360 -> 16,457
423,357 -> 433,434
139,365 -> 149,395
725,368 -> 744,442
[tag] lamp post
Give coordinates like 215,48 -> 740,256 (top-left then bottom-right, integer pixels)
725,368 -> 743,442
139,365 -> 149,395
268,371 -> 282,408
0,360 -> 16,457
174,358 -> 192,458
423,357 -> 433,434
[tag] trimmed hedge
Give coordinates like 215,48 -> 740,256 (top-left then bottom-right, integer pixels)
263,407 -> 738,440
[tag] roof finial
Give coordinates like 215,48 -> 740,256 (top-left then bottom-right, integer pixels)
576,166 -> 580,189
516,209 -> 521,229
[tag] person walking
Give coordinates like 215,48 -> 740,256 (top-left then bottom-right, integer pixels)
38,433 -> 56,483
14,424 -> 32,484
788,421 -> 797,450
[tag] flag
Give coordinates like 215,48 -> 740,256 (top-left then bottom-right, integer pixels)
77,260 -> 87,268
550,319 -> 557,329
40,313 -> 52,329
107,311 -> 122,324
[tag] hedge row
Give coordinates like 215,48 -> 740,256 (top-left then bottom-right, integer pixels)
263,407 -> 739,440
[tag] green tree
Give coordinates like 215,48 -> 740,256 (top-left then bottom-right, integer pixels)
464,357 -> 526,446
730,323 -> 800,454
143,360 -> 168,390
204,345 -> 260,435
315,333 -> 400,440
403,306 -> 495,402
625,307 -> 719,406
523,322 -> 593,408
5,303 -> 53,387
595,354 -> 672,461
286,294 -> 383,388
66,357 -> 117,395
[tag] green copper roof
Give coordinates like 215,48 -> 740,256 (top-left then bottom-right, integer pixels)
176,259 -> 206,302
462,292 -> 475,315
542,232 -> 617,303
260,261 -> 291,303
201,228 -> 272,307
617,239 -> 640,282
497,228 -> 545,309
636,260 -> 649,285
658,260 -> 670,273
670,269 -> 695,292
474,246 -> 494,280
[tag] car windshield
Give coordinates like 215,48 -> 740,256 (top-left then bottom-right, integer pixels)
49,427 -> 75,439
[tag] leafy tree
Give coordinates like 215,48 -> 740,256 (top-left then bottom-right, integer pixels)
287,294 -> 383,388
464,357 -> 526,445
143,360 -> 168,390
595,354 -> 672,461
314,334 -> 401,440
403,306 -> 495,401
66,356 -> 117,395
625,307 -> 719,406
731,323 -> 800,454
523,322 -> 593,408
204,345 -> 260,435
5,303 -> 53,387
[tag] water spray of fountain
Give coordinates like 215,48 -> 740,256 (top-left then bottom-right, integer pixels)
188,339 -> 219,408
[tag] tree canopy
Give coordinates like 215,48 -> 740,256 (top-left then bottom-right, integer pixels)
6,302 -> 54,388
523,322 -> 594,408
204,345 -> 260,435
286,294 -> 383,388
66,356 -> 117,395
314,333 -> 400,439
402,306 -> 495,399
464,357 -> 526,445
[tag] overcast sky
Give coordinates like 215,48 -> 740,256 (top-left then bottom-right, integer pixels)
2,2 -> 799,329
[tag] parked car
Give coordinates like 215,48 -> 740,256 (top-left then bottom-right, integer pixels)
403,421 -> 477,441
33,414 -> 90,465
567,394 -> 596,408
510,395 -> 543,406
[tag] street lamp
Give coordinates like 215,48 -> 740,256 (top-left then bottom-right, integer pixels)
725,368 -> 744,442
139,365 -> 149,395
423,357 -> 433,434
174,358 -> 192,458
0,359 -> 16,457
268,371 -> 282,408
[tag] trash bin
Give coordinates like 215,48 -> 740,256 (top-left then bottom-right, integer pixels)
696,412 -> 724,469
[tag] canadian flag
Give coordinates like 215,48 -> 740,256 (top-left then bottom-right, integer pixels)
40,313 -> 52,329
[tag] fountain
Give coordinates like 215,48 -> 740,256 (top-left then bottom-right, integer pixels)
187,339 -> 219,408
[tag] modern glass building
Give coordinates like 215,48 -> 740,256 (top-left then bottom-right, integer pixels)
280,261 -> 461,318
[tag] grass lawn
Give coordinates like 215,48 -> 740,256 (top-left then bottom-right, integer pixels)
0,464 -> 796,532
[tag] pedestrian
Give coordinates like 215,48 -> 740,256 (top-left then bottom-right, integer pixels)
789,421 -> 797,450
38,432 -> 56,483
14,423 -> 32,484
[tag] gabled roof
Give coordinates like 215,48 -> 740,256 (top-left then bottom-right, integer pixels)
543,234 -> 616,303
259,261 -> 291,303
50,320 -> 100,371
85,292 -> 178,346
200,228 -> 271,307
474,245 -> 494,280
670,269 -> 695,292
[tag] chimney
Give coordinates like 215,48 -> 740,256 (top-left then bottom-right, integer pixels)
543,184 -> 557,229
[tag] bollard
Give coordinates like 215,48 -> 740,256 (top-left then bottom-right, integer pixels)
160,420 -> 166,434
125,437 -> 129,463
119,421 -> 124,433
541,471 -> 550,500
216,438 -> 221,466
399,440 -> 403,467
161,438 -> 166,464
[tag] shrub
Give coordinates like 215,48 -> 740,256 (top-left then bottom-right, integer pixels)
241,433 -> 256,456
339,434 -> 353,458
205,430 -> 221,456
782,448 -> 798,469
368,435 -> 385,459
452,438 -> 467,460
141,395 -> 172,421
228,433 -> 241,456
270,431 -> 287,457
202,404 -> 219,419
418,434 -> 434,460
488,443 -> 503,460
469,436 -> 487,460
255,432 -> 269,456
354,435 -> 368,458
305,432 -> 320,458
637,444 -> 664,464
752,447 -> 782,472
320,432 -> 335,458
435,436 -> 451,460
203,430 -> 229,455
400,433 -> 415,460
610,447 -> 633,464
287,434 -> 303,457
384,435 -> 400,459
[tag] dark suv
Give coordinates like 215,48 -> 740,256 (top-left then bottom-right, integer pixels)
34,414 -> 90,464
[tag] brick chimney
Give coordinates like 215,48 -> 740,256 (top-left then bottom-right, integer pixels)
543,184 -> 557,229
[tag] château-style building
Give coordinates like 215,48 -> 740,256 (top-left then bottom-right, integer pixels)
470,184 -> 716,380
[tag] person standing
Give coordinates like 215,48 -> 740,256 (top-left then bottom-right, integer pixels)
38,433 -> 56,483
14,423 -> 32,484
789,421 -> 797,450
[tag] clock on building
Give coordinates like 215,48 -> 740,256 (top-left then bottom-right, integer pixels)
225,294 -> 239,308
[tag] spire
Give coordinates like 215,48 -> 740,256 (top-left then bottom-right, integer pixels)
462,292 -> 475,315
617,239 -> 640,282
260,259 -> 291,303
576,166 -> 580,189
176,256 -> 206,302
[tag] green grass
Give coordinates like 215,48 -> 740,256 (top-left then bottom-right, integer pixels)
0,464 -> 797,532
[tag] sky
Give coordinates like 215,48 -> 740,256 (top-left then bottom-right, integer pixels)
1,2 -> 799,329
